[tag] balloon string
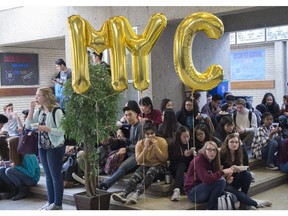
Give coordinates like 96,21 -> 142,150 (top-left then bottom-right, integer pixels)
190,90 -> 197,210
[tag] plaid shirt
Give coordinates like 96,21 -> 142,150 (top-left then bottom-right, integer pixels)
251,124 -> 279,160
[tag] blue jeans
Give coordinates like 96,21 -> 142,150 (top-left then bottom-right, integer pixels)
39,145 -> 65,206
225,171 -> 257,207
104,152 -> 138,188
0,167 -> 13,187
280,162 -> 288,173
5,167 -> 37,187
187,177 -> 226,210
261,139 -> 279,165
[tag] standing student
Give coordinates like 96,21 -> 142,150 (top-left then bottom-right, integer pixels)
52,59 -> 72,109
26,87 -> 65,210
184,141 -> 234,210
0,136 -> 40,201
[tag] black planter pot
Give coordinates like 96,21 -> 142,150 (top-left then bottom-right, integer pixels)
73,190 -> 111,210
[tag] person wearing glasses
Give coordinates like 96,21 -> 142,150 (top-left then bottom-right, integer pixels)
220,133 -> 272,210
184,141 -> 233,210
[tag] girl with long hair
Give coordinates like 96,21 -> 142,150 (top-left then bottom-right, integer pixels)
184,141 -> 233,210
169,126 -> 194,201
0,136 -> 40,200
158,108 -> 181,146
26,87 -> 65,210
221,133 -> 272,209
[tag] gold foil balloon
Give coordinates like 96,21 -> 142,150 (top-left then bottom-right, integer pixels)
68,14 -> 167,93
108,13 -> 167,92
68,15 -> 110,94
174,12 -> 224,91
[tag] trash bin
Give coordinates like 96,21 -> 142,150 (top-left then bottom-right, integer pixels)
208,80 -> 229,99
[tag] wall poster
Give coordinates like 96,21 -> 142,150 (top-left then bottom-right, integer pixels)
230,49 -> 265,80
0,53 -> 39,86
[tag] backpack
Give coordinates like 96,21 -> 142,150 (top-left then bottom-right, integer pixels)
217,192 -> 236,210
104,150 -> 125,175
52,107 -> 77,146
233,110 -> 261,127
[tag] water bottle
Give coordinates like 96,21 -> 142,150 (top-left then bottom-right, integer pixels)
165,160 -> 172,184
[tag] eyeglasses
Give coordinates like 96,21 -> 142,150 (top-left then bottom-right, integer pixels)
145,132 -> 155,136
206,148 -> 217,153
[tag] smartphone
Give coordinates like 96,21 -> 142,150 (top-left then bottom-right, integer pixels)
272,123 -> 279,128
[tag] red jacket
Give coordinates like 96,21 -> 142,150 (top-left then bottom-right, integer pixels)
184,153 -> 224,194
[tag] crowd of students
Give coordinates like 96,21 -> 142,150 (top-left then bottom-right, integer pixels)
99,92 -> 288,210
1,87 -> 288,210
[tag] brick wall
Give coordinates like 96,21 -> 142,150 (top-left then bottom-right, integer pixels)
0,46 -> 65,122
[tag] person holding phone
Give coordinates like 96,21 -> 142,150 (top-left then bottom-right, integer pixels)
251,112 -> 281,170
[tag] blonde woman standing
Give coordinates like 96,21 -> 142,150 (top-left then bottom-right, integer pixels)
26,87 -> 65,210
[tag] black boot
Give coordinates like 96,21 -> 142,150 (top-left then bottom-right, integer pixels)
12,185 -> 29,201
1,184 -> 18,199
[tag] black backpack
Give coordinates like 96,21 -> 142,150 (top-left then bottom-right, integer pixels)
52,107 -> 77,146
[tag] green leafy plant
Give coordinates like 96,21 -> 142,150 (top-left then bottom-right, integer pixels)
61,63 -> 120,197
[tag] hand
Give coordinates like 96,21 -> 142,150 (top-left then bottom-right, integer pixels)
223,167 -> 233,177
30,101 -> 37,110
184,147 -> 196,157
117,148 -> 126,155
226,175 -> 234,184
237,127 -> 245,134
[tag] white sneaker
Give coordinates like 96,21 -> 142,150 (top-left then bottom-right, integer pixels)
45,203 -> 63,210
38,202 -> 50,210
129,191 -> 140,204
171,188 -> 180,201
72,173 -> 85,185
256,200 -> 272,208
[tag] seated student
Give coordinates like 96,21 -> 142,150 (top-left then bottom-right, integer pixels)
261,93 -> 280,123
0,114 -> 9,161
214,115 -> 249,166
278,138 -> 288,173
194,123 -> 222,151
251,112 -> 281,170
1,103 -> 23,137
220,133 -> 272,210
0,136 -> 40,200
139,96 -> 162,128
169,126 -> 194,201
201,94 -> 223,129
184,141 -> 234,210
279,95 -> 288,131
160,98 -> 173,113
158,108 -> 181,146
221,94 -> 236,115
112,123 -> 168,204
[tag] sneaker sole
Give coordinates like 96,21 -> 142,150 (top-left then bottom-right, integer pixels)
130,198 -> 137,204
112,194 -> 126,203
72,173 -> 85,185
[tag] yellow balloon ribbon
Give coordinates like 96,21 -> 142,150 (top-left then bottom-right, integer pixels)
174,12 -> 224,91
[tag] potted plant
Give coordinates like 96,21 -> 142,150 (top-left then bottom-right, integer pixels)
61,62 -> 120,210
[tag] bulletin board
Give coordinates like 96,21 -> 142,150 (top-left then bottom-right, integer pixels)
0,53 -> 39,86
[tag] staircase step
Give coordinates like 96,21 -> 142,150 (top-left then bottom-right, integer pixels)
31,165 -> 287,210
